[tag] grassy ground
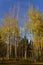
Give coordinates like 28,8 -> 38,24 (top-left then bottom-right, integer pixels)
0,61 -> 32,65
0,58 -> 43,65
0,62 -> 43,65
0,58 -> 33,65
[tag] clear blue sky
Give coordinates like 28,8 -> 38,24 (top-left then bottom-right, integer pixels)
0,0 -> 43,26
0,0 -> 43,39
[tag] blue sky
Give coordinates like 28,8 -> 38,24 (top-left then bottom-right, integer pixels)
0,0 -> 43,26
0,0 -> 43,40
0,0 -> 29,27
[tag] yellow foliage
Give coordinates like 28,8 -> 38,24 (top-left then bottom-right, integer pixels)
25,5 -> 43,48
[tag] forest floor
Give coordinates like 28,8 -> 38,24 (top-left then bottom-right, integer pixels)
0,58 -> 43,65
0,62 -> 43,65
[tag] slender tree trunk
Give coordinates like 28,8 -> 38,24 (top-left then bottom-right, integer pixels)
15,38 -> 17,58
6,44 -> 9,59
6,34 -> 10,59
24,44 -> 27,59
9,33 -> 12,58
22,47 -> 23,58
25,49 -> 27,59
6,34 -> 12,59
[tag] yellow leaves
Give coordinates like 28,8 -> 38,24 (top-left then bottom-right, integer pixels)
13,25 -> 20,37
3,13 -> 18,27
2,12 -> 20,40
35,10 -> 39,19
0,30 -> 4,41
4,27 -> 10,33
27,5 -> 34,17
36,12 -> 39,18
25,5 -> 43,48
27,7 -> 41,32
33,22 -> 39,29
24,21 -> 28,31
